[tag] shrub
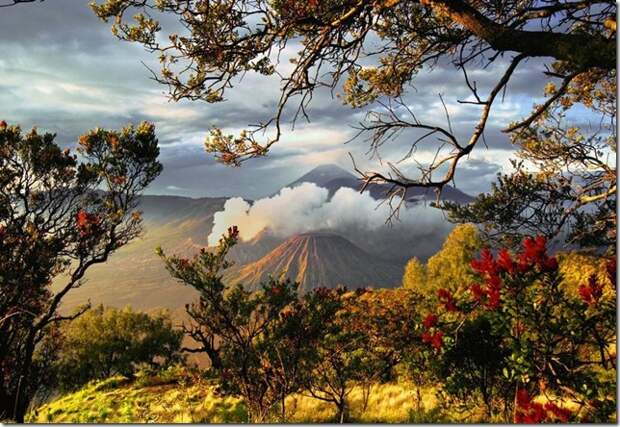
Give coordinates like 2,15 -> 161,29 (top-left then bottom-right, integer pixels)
424,236 -> 616,422
55,305 -> 183,391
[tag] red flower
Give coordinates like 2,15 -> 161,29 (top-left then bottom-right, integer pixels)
178,258 -> 190,268
470,283 -> 485,301
0,120 -> 6,129
422,314 -> 438,329
579,275 -> 603,305
421,331 -> 432,343
471,248 -> 497,276
430,331 -> 444,350
485,287 -> 501,310
496,248 -> 515,274
514,387 -> 571,423
437,288 -> 457,311
517,235 -> 558,272
75,210 -> 100,237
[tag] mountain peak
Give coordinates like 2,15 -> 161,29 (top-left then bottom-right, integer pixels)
286,164 -> 356,189
226,232 -> 401,293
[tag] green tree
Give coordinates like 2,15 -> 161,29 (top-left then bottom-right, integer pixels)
55,305 -> 183,391
0,121 -> 161,422
402,224 -> 482,294
158,227 -> 341,422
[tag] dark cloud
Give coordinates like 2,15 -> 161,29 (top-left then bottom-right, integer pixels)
0,0 -> 557,198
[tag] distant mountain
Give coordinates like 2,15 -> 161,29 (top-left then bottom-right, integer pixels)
287,164 -> 474,203
226,233 -> 402,293
54,195 -> 282,312
54,164 -> 460,313
286,164 -> 357,189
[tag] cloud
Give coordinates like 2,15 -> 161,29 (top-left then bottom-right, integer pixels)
207,182 -> 451,246
0,0 -> 571,199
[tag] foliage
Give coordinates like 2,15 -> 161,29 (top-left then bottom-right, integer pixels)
0,120 -> 161,421
425,236 -> 616,422
158,227 -> 342,422
444,67 -> 616,251
402,224 -> 482,294
54,305 -> 183,391
402,257 -> 426,291
435,316 -> 511,418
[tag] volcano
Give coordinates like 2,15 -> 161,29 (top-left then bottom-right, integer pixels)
227,233 -> 402,293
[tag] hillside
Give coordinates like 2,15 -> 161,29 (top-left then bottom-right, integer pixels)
27,373 -> 432,423
227,233 -> 402,292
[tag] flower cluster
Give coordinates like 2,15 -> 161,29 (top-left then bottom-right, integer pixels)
470,248 -> 504,310
422,313 -> 438,329
518,236 -> 558,272
75,210 -> 101,238
514,389 -> 571,423
437,288 -> 457,311
578,275 -> 604,305
469,237 -> 558,310
421,313 -> 443,350
422,330 -> 444,350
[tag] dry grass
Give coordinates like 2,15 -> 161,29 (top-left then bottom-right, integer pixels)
28,374 -> 445,423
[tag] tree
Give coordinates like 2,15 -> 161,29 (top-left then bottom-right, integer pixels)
424,236 -> 616,422
91,0 -> 615,226
0,121 -> 162,421
402,224 -> 482,294
444,68 -> 616,250
425,224 -> 483,292
54,305 -> 183,391
158,227 -> 341,422
402,257 -> 426,291
341,288 -> 423,412
436,316 -> 511,419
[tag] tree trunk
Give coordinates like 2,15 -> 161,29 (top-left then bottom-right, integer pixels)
415,386 -> 422,413
336,399 -> 350,424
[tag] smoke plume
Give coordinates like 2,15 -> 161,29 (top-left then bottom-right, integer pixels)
208,182 -> 451,247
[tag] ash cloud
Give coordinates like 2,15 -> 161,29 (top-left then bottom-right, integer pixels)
207,183 -> 452,250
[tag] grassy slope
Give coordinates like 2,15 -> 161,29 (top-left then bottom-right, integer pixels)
27,374 -> 445,423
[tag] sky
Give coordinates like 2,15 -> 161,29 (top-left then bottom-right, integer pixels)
0,0 -> 556,199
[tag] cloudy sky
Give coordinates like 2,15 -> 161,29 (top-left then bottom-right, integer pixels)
0,0 -> 555,199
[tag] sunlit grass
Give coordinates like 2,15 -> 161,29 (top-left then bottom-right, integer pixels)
28,373 -> 445,423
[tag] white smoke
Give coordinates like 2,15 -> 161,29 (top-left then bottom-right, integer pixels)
208,182 -> 450,246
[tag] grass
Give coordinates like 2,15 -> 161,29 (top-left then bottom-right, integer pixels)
27,372 -> 248,423
27,370 -> 446,423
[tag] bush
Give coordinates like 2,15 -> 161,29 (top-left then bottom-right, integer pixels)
55,305 -> 183,390
423,236 -> 616,422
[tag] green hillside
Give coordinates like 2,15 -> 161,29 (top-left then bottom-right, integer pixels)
27,370 -> 447,423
